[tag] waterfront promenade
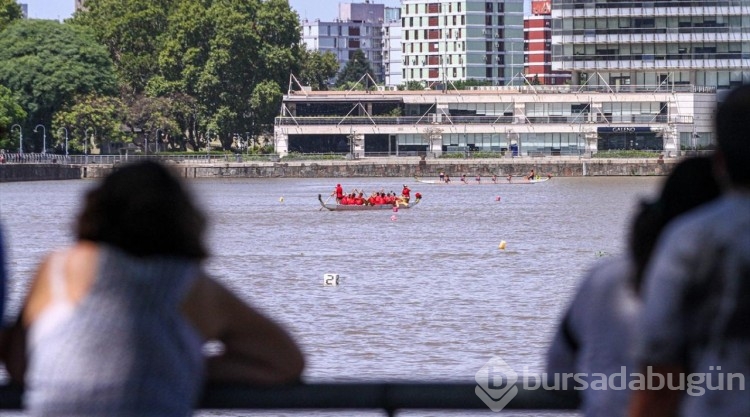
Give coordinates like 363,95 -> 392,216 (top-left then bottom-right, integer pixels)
0,154 -> 688,182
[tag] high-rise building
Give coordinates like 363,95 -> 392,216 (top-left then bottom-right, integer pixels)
551,0 -> 750,89
524,1 -> 569,85
400,0 -> 525,86
300,2 -> 392,85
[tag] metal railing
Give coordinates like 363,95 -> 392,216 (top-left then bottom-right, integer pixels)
0,381 -> 579,415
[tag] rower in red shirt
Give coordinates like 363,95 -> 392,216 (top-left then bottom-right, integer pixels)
401,185 -> 411,203
333,184 -> 344,203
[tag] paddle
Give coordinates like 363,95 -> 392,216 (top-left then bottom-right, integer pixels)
319,193 -> 332,210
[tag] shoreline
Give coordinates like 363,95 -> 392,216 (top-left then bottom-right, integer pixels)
0,156 -> 680,182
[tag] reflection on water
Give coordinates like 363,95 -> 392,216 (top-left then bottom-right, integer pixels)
0,176 -> 660,416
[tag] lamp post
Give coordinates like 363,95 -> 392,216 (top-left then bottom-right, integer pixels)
155,129 -> 162,154
34,124 -> 47,154
206,129 -> 212,161
84,128 -> 93,164
58,127 -> 69,156
11,124 -> 22,154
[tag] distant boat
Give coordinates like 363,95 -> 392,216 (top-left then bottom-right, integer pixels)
414,175 -> 552,185
318,194 -> 422,211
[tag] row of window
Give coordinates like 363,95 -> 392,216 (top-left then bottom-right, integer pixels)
555,1 -> 746,9
555,15 -> 747,30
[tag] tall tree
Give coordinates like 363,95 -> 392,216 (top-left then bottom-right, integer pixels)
299,49 -> 340,91
72,0 -> 175,95
0,0 -> 22,33
157,0 -> 302,148
0,19 -> 117,152
0,84 -> 27,151
335,49 -> 375,88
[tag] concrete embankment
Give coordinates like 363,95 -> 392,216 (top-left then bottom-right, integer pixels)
0,157 -> 677,182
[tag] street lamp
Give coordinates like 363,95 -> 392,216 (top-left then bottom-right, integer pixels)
206,129 -> 212,160
58,127 -> 69,156
84,127 -> 94,164
155,129 -> 162,154
34,124 -> 47,154
11,124 -> 22,154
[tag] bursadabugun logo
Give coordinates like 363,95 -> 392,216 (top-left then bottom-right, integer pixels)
475,356 -> 519,412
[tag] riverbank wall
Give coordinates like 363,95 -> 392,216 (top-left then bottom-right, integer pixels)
0,157 -> 678,182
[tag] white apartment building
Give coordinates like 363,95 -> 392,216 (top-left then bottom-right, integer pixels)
400,0 -> 525,85
300,2 -> 392,84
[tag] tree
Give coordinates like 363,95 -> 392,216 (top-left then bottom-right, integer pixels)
335,49 -> 375,88
155,0 -> 303,147
0,84 -> 26,151
72,0 -> 175,95
0,19 -> 117,152
52,95 -> 126,155
250,80 -> 283,139
0,0 -> 22,33
299,49 -> 339,90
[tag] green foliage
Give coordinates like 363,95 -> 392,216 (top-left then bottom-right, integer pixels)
72,0 -> 175,94
450,79 -> 493,89
298,49 -> 339,90
335,49 -> 375,87
592,150 -> 661,158
52,95 -> 126,154
0,84 -> 26,151
250,80 -> 283,133
154,0 -> 302,146
0,0 -> 22,32
0,19 -> 117,152
402,80 -> 425,91
282,152 -> 345,161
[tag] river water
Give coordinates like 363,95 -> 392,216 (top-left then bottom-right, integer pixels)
0,176 -> 661,416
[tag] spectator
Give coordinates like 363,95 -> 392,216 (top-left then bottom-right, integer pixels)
6,160 -> 304,416
546,156 -> 721,417
630,85 -> 750,417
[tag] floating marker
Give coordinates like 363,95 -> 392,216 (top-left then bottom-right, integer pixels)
392,206 -> 399,212
323,273 -> 340,286
495,196 -> 501,201
390,215 -> 398,221
279,197 -> 284,203
498,241 -> 507,250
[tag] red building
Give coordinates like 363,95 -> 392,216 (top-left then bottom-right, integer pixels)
524,1 -> 569,85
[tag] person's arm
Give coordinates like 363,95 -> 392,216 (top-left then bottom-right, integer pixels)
183,275 -> 305,385
628,365 -> 683,417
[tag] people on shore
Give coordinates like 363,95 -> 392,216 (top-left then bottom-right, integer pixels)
439,171 -> 445,182
6,161 -> 305,416
475,174 -> 481,184
546,156 -> 722,417
629,85 -> 750,417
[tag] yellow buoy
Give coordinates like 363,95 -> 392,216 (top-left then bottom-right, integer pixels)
498,241 -> 507,250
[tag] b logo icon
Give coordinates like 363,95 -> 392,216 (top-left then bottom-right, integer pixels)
475,356 -> 519,412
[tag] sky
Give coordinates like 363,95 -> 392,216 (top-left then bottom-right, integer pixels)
23,1 -> 403,22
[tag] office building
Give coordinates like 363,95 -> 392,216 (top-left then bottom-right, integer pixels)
400,0 -> 525,86
300,2 -> 391,84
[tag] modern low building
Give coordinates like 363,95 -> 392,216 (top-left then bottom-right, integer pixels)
273,84 -> 710,158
